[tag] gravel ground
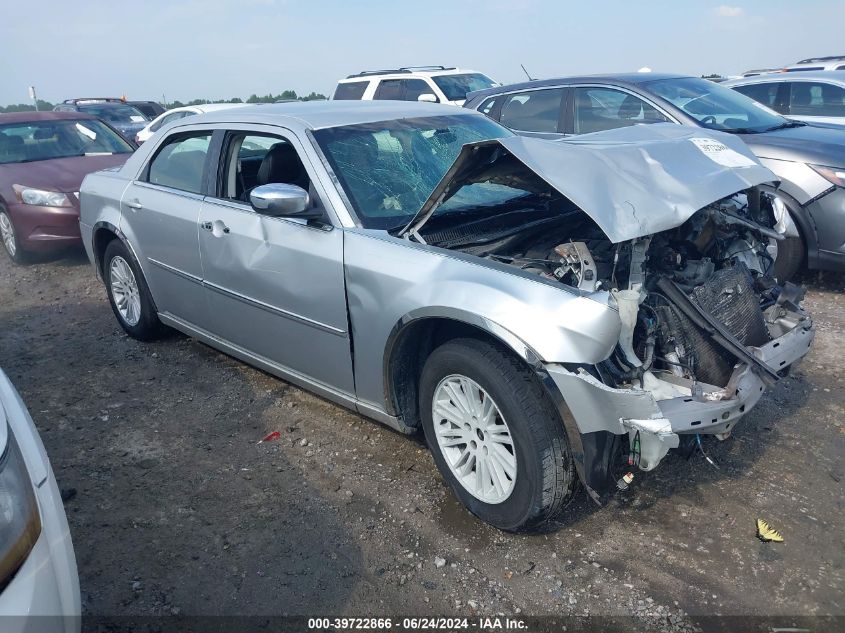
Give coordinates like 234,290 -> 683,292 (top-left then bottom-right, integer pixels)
1,248 -> 843,631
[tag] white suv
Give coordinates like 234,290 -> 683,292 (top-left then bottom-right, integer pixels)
783,55 -> 845,72
332,66 -> 498,106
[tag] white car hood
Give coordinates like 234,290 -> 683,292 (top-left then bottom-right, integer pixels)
402,123 -> 778,243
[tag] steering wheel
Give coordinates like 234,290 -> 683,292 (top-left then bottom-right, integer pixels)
700,115 -> 717,126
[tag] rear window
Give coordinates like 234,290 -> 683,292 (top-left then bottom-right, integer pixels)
333,81 -> 369,100
78,104 -> 148,123
0,119 -> 134,164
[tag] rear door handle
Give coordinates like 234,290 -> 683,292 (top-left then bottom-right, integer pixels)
125,199 -> 143,210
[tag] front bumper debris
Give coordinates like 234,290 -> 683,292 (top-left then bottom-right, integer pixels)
546,315 -> 814,473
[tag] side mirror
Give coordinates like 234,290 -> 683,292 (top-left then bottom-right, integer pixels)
417,93 -> 438,103
249,183 -> 321,219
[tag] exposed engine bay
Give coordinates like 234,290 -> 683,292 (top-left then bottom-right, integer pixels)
425,185 -> 798,377
421,185 -> 810,479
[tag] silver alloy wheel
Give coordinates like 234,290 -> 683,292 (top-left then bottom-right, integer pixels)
0,212 -> 16,257
109,256 -> 142,326
432,374 -> 517,504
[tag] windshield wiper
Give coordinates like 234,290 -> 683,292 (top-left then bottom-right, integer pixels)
764,120 -> 806,132
723,127 -> 765,135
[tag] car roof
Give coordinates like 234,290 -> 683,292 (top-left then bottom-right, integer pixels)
192,103 -> 253,113
339,67 -> 482,82
466,73 -> 691,101
0,110 -> 97,124
184,100 -> 482,130
723,70 -> 845,86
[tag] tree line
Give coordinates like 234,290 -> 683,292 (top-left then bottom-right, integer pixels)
0,90 -> 328,114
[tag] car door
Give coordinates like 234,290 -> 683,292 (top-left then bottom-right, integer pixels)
497,88 -> 567,138
197,126 -> 355,395
570,86 -> 671,135
120,129 -> 213,327
786,81 -> 845,125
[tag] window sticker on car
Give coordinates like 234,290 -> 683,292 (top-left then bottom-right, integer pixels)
689,138 -> 757,168
130,116 -> 146,123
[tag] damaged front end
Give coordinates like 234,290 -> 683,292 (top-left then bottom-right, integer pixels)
543,196 -> 813,499
404,125 -> 814,500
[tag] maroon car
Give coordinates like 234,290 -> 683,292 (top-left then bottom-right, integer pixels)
0,111 -> 133,263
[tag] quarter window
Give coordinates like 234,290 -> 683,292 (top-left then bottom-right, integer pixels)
146,132 -> 212,194
478,97 -> 498,116
574,87 -> 669,134
499,89 -> 564,133
333,81 -> 369,100
789,81 -> 845,117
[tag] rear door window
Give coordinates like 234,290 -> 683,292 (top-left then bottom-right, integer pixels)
573,87 -> 669,134
333,81 -> 369,100
499,88 -> 565,133
402,79 -> 434,101
788,81 -> 845,117
146,132 -> 213,194
374,80 -> 405,100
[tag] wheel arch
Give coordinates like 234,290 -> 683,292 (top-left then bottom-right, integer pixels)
382,309 -> 596,498
91,221 -> 140,280
761,184 -> 818,263
382,308 -> 544,429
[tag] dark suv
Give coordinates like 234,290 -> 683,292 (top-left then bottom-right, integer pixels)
53,99 -> 150,140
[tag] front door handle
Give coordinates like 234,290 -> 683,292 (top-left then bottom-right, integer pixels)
125,199 -> 143,210
200,220 -> 230,235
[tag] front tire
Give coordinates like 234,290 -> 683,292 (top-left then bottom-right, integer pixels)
773,234 -> 805,282
103,239 -> 164,340
420,338 -> 576,532
0,209 -> 31,264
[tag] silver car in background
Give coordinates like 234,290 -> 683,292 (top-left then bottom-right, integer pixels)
79,102 -> 813,531
724,71 -> 845,127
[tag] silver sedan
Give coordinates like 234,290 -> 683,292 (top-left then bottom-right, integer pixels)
80,102 -> 813,531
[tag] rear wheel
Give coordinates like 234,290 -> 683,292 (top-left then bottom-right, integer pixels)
420,338 -> 576,532
0,210 -> 30,264
103,239 -> 164,340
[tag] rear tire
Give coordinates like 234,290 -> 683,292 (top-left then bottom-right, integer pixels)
0,209 -> 31,264
419,338 -> 576,532
103,239 -> 165,340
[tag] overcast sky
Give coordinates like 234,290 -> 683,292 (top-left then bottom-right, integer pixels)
1,0 -> 841,105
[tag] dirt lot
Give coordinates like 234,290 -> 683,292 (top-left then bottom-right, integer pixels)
1,248 -> 843,631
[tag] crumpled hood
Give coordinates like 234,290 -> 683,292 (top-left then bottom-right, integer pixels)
403,123 -> 777,243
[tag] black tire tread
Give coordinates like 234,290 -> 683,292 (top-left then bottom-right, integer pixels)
422,338 -> 576,532
103,239 -> 166,341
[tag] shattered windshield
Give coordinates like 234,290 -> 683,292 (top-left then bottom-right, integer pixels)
314,114 -> 512,230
